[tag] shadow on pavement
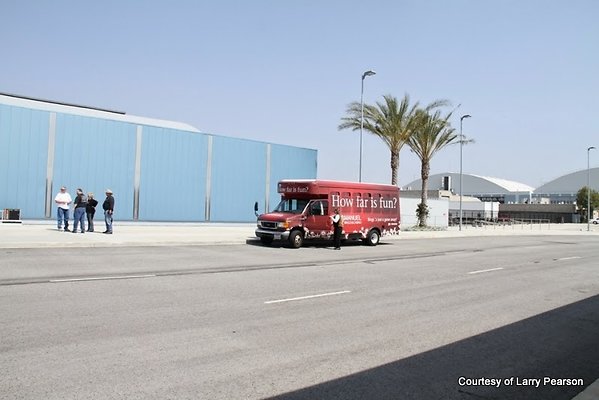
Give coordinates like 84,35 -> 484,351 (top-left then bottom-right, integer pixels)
246,238 -> 392,249
268,295 -> 599,400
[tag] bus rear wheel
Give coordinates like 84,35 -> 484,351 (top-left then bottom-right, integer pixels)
365,229 -> 380,246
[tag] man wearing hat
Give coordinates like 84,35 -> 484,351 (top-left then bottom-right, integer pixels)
102,189 -> 115,234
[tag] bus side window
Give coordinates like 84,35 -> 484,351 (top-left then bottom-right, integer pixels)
310,201 -> 322,216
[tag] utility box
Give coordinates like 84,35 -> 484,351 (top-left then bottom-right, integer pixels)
2,209 -> 21,223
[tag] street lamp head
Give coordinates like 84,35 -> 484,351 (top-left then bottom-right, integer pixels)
362,70 -> 376,79
460,114 -> 471,121
588,146 -> 596,151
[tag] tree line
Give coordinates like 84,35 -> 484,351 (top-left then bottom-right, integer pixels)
339,94 -> 465,227
576,187 -> 599,221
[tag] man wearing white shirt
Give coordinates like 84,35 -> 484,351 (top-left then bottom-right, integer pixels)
54,186 -> 72,231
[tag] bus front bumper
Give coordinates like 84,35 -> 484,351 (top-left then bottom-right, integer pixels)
255,229 -> 291,241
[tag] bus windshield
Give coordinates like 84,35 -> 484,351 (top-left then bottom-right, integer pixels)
273,198 -> 309,214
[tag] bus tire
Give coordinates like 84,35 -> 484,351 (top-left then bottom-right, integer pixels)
365,229 -> 380,246
289,230 -> 304,249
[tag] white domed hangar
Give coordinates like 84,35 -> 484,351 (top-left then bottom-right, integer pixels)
404,172 -> 534,204
534,168 -> 599,204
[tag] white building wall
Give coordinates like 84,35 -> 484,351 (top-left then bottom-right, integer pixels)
448,200 -> 500,220
401,198 -> 449,228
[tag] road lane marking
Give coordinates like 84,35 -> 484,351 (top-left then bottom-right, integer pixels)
554,256 -> 581,261
468,267 -> 504,275
265,290 -> 351,304
50,274 -> 156,283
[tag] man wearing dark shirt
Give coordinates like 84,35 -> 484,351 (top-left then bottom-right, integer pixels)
73,188 -> 88,233
103,189 -> 115,234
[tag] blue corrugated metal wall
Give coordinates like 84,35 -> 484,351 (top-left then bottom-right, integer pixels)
139,126 -> 208,221
0,104 -> 49,218
210,136 -> 267,222
54,114 -> 137,220
0,99 -> 317,222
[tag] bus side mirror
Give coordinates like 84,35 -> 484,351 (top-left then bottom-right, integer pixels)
254,201 -> 259,216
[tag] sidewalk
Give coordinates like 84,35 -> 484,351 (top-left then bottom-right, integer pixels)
0,221 -> 256,249
0,220 -> 598,249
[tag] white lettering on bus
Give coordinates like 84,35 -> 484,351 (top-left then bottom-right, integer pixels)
331,194 -> 354,208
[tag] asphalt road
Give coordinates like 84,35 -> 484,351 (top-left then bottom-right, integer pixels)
1,236 -> 598,399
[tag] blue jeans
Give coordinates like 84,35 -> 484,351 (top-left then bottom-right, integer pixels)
104,210 -> 113,233
86,211 -> 95,232
57,208 -> 70,230
73,207 -> 86,233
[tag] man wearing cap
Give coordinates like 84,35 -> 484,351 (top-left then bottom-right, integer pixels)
102,189 -> 115,234
54,186 -> 72,231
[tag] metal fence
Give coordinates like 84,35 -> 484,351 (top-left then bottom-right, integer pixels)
457,218 -> 552,230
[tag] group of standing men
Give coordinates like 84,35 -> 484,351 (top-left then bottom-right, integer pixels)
54,186 -> 115,234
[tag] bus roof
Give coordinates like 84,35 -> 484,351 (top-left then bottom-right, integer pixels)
278,179 -> 399,192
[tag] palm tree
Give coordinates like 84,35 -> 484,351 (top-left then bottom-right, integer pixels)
408,108 -> 457,227
338,94 -> 447,186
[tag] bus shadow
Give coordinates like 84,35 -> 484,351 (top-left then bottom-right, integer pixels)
246,238 -> 392,250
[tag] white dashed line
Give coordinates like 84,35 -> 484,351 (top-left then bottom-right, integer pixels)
554,256 -> 582,261
468,267 -> 504,275
265,290 -> 351,304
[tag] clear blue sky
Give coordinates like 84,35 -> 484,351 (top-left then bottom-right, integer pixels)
2,0 -> 597,188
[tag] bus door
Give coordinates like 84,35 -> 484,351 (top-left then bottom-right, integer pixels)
304,200 -> 330,234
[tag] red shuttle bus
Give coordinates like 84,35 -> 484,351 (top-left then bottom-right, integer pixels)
255,180 -> 400,248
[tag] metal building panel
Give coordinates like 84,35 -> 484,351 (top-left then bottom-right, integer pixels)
53,114 -> 137,220
133,126 -> 143,220
139,126 -> 208,221
0,104 -> 49,219
204,135 -> 213,221
45,113 -> 57,217
210,136 -> 267,222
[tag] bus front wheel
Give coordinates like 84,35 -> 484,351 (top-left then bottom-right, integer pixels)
289,231 -> 304,249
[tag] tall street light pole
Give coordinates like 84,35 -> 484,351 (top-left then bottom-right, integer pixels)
588,146 -> 596,231
459,114 -> 471,231
359,70 -> 376,182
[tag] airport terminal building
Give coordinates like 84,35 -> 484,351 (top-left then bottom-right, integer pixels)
0,93 -> 317,222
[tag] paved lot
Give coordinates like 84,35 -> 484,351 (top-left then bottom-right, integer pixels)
1,221 -> 598,399
1,221 -> 598,249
